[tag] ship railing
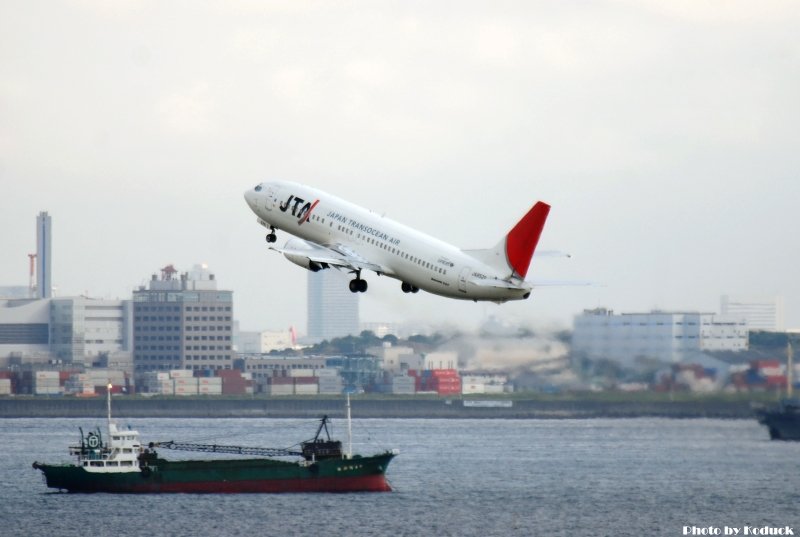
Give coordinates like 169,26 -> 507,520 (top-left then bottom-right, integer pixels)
69,446 -> 110,461
153,441 -> 303,458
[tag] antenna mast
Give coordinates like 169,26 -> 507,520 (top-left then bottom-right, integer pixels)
346,393 -> 353,459
787,340 -> 794,399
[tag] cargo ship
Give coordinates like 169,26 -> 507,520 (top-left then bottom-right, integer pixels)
32,391 -> 396,493
756,341 -> 800,440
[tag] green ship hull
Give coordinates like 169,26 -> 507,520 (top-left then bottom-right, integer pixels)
34,452 -> 395,493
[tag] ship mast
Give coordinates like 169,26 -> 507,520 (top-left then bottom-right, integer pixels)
346,393 -> 353,459
106,383 -> 113,442
787,340 -> 794,399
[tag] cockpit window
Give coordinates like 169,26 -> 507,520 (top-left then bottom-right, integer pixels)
254,184 -> 262,192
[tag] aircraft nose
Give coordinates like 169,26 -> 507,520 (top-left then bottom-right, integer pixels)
244,189 -> 257,211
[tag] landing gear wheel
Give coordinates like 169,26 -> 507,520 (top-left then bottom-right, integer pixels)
266,226 -> 277,243
401,282 -> 413,293
350,279 -> 368,293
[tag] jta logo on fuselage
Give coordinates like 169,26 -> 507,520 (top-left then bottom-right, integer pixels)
279,194 -> 319,225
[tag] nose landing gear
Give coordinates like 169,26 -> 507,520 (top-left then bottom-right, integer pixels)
266,226 -> 277,243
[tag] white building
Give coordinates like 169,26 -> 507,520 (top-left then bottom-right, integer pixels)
721,295 -> 784,332
367,343 -> 422,373
235,328 -> 297,354
424,351 -> 459,370
50,298 -> 133,364
0,299 -> 51,366
572,308 -> 748,368
307,270 -> 359,342
0,297 -> 132,368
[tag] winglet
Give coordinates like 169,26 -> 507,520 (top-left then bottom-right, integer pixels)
505,201 -> 550,279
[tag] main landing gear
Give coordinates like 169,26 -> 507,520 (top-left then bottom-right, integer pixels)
349,270 -> 368,293
401,282 -> 419,294
349,278 -> 368,293
265,226 -> 277,243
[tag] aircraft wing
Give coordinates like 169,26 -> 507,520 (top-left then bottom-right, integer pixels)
270,239 -> 388,275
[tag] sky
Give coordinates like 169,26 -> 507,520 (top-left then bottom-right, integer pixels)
1,1 -> 798,334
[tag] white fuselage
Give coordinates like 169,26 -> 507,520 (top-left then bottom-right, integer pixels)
244,181 -> 532,302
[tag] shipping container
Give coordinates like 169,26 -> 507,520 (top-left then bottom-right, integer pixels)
294,377 -> 318,385
462,383 -> 485,395
174,377 -> 199,387
0,378 -> 11,395
198,377 -> 223,386
294,383 -> 319,395
265,384 -> 294,396
170,369 -> 194,379
174,385 -> 199,396
269,377 -> 294,385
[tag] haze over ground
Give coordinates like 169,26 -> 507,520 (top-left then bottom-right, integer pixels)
1,1 -> 798,333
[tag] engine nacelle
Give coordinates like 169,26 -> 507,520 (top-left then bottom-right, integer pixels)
282,238 -> 329,272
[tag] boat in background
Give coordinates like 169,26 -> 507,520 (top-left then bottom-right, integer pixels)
33,389 -> 396,492
756,341 -> 800,440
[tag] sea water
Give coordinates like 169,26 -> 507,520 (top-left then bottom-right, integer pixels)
1,417 -> 798,537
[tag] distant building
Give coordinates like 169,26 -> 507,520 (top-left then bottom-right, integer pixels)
306,270 -> 359,342
0,297 -> 132,368
0,286 -> 31,299
49,298 -> 132,364
235,327 -> 297,354
367,343 -> 421,373
360,322 -> 401,338
721,295 -> 784,332
36,211 -> 52,299
133,264 -> 234,374
0,299 -> 51,366
572,308 -> 748,368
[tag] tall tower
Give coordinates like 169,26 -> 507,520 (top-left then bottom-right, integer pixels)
36,211 -> 52,299
307,270 -> 359,342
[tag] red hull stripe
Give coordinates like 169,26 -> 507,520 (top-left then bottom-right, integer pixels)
126,474 -> 391,494
505,201 -> 550,279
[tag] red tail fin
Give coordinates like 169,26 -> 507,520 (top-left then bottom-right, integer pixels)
505,201 -> 551,279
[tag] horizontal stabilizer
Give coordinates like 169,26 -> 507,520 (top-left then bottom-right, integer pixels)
469,278 -> 527,290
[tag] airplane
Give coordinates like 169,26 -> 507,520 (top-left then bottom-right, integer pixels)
244,181 -> 551,303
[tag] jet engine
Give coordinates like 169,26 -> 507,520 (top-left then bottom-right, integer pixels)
282,238 -> 330,272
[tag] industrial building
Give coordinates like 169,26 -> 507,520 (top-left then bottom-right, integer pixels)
0,297 -> 132,368
132,264 -> 234,374
721,295 -> 785,332
234,326 -> 297,354
572,308 -> 748,369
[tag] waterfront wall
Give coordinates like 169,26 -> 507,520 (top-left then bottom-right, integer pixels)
0,397 -> 756,419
